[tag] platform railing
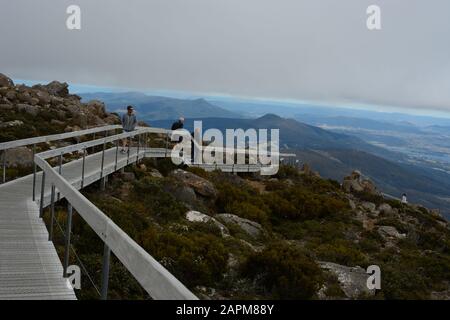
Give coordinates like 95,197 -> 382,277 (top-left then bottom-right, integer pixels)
0,124 -> 123,198
34,127 -> 197,300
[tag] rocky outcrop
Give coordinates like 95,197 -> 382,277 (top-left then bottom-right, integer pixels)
0,73 -> 120,134
319,262 -> 376,299
342,170 -> 380,195
215,213 -> 264,239
169,169 -> 218,198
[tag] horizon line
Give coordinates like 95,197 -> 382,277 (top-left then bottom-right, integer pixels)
13,78 -> 450,120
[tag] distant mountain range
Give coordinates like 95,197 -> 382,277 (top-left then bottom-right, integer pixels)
80,92 -> 240,120
79,91 -> 450,217
151,114 -> 450,217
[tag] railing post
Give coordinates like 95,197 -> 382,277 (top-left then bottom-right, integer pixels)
136,134 -> 141,164
49,184 -> 55,241
100,140 -> 106,190
100,243 -> 111,300
32,144 -> 37,200
114,140 -> 119,171
63,203 -> 73,277
57,153 -> 63,201
39,172 -> 46,218
165,133 -> 170,157
126,136 -> 130,165
81,147 -> 86,188
2,150 -> 6,183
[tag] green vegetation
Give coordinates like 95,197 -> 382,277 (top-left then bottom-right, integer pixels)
42,161 -> 450,300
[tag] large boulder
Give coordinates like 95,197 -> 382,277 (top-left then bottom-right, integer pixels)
185,211 -> 229,237
215,213 -> 264,239
319,262 -> 376,299
169,169 -> 218,198
0,73 -> 14,87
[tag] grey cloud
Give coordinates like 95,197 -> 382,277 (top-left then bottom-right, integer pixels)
1,0 -> 449,113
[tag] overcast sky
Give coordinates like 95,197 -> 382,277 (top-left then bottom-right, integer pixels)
1,0 -> 449,114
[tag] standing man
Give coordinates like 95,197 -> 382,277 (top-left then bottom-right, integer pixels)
121,105 -> 137,153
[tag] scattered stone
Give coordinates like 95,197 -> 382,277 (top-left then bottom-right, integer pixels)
378,203 -> 393,215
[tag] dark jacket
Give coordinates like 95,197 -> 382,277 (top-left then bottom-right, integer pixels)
171,120 -> 184,131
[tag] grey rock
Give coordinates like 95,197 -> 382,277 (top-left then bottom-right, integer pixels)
185,210 -> 229,237
361,202 -> 376,212
169,169 -> 218,198
215,213 -> 264,239
4,146 -> 33,167
378,203 -> 393,215
86,100 -> 106,117
0,120 -> 24,128
378,226 -> 406,239
319,261 -> 376,298
17,104 -> 40,116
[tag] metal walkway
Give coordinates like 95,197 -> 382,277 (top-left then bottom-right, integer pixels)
0,146 -> 146,299
0,126 -> 296,300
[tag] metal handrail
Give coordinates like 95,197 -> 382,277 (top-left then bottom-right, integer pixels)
0,125 -> 122,151
34,150 -> 198,300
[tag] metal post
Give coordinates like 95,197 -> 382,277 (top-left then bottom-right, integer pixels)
81,148 -> 86,188
32,144 -> 37,200
114,140 -> 119,171
100,243 -> 111,300
2,150 -> 6,183
136,134 -> 141,164
100,141 -> 106,178
49,184 -> 55,241
63,203 -> 73,277
165,133 -> 169,157
126,136 -> 130,165
39,172 -> 46,218
57,153 -> 63,201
